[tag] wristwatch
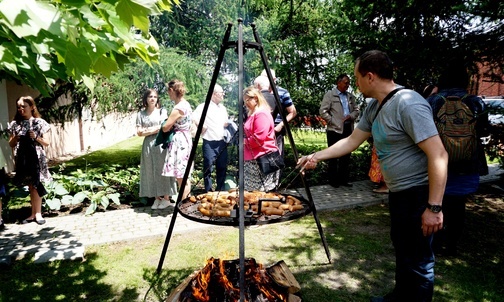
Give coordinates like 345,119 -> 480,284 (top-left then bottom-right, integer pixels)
426,204 -> 442,213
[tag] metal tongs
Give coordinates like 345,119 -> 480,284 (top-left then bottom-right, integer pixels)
276,153 -> 316,192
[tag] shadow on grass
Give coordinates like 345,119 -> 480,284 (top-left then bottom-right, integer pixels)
0,253 -> 140,301
152,205 -> 398,301
1,190 -> 501,301
165,200 -> 501,302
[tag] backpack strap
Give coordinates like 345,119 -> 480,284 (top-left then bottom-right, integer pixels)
373,88 -> 404,123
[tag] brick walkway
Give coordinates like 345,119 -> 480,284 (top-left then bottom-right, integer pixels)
0,164 -> 501,264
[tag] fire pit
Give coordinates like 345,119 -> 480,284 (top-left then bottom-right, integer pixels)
166,258 -> 301,302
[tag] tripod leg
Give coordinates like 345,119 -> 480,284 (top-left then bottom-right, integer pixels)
302,175 -> 332,263
156,22 -> 235,274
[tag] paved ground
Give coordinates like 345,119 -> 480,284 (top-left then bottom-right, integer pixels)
0,164 -> 502,265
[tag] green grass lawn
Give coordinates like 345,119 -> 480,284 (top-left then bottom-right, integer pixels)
1,191 -> 503,301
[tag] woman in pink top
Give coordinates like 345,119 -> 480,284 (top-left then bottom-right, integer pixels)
243,86 -> 279,191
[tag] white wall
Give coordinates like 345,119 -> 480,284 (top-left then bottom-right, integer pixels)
0,80 -> 137,168
0,80 -> 14,172
45,112 -> 137,159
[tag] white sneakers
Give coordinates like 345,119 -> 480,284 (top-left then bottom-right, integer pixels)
152,198 -> 173,210
151,199 -> 161,209
157,199 -> 171,209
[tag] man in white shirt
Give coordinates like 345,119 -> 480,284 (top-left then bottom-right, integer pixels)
192,84 -> 229,192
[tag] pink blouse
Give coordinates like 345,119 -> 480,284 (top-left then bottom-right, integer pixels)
244,110 -> 278,161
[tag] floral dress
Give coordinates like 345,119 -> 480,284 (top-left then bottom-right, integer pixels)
136,108 -> 178,198
162,100 -> 193,179
8,117 -> 52,183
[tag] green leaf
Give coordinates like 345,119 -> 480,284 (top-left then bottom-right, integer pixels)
108,193 -> 121,205
116,0 -> 155,33
60,195 -> 74,205
107,14 -> 136,46
53,183 -> 70,196
100,196 -> 109,209
46,198 -> 61,211
78,5 -> 108,28
81,75 -> 95,93
0,46 -> 19,73
73,191 -> 89,203
65,42 -> 92,78
85,202 -> 97,216
0,0 -> 174,95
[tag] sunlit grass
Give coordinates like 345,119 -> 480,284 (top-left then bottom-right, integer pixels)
2,201 -> 502,301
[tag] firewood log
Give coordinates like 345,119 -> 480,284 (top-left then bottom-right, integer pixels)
266,260 -> 301,294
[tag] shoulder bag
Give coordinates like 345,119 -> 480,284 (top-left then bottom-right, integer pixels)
256,150 -> 285,175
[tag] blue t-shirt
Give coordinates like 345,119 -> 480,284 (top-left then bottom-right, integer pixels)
274,86 -> 294,124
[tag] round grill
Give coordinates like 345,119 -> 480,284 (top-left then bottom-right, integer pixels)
177,192 -> 312,226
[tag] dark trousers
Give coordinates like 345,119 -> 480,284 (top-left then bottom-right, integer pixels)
389,186 -> 435,302
202,139 -> 228,192
432,195 -> 468,254
326,122 -> 352,185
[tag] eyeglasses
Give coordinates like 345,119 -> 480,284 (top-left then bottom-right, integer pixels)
214,91 -> 225,95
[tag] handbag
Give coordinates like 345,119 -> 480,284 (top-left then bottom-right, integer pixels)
155,120 -> 175,149
256,150 -> 285,175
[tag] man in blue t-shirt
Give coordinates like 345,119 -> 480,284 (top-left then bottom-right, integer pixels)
427,62 -> 489,256
260,70 -> 297,157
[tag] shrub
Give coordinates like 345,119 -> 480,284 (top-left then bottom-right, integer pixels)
281,142 -> 371,189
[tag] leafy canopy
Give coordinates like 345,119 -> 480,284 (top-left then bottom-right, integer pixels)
0,0 -> 180,96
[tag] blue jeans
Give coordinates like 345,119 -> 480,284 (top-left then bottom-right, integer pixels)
389,185 -> 435,302
202,139 -> 228,192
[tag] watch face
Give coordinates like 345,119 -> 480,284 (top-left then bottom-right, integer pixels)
429,205 -> 442,213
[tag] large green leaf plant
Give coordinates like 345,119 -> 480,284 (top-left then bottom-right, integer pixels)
0,0 -> 180,96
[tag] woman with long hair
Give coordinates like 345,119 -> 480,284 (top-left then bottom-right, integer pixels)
161,80 -> 193,199
136,88 -> 178,209
8,96 -> 51,225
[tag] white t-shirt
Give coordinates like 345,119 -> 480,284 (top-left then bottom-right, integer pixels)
192,101 -> 228,141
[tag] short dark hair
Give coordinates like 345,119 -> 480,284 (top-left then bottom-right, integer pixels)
356,50 -> 394,80
422,84 -> 437,98
336,74 -> 349,83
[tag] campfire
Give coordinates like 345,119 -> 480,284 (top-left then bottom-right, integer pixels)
167,258 -> 301,302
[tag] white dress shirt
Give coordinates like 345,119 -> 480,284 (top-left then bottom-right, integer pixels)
193,101 -> 228,141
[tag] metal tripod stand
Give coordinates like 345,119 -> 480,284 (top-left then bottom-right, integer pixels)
157,19 -> 331,301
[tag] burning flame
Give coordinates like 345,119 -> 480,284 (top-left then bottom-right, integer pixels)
189,258 -> 288,302
191,258 -> 215,301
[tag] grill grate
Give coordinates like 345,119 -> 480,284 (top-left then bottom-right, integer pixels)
177,193 -> 312,226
